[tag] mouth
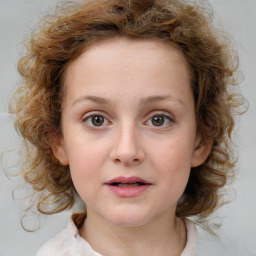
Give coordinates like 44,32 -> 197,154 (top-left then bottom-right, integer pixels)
105,176 -> 151,187
110,182 -> 147,187
105,176 -> 152,197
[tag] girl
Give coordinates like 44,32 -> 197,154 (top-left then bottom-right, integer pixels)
9,0 -> 243,255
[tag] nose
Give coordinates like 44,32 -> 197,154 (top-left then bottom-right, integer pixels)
110,124 -> 145,166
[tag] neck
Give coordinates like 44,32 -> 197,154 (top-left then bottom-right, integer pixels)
79,210 -> 186,256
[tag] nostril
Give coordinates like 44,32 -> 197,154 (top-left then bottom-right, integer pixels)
113,157 -> 141,165
111,145 -> 145,165
114,158 -> 121,163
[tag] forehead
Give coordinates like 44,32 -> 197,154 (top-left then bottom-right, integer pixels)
62,37 -> 193,106
81,37 -> 186,62
64,37 -> 191,81
65,36 -> 190,73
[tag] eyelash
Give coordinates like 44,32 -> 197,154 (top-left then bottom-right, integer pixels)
82,112 -> 174,129
144,114 -> 174,128
82,113 -> 110,128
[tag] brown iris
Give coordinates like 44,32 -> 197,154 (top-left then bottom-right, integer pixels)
91,115 -> 105,126
151,115 -> 165,126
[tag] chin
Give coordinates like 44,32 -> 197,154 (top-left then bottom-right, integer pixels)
104,209 -> 153,228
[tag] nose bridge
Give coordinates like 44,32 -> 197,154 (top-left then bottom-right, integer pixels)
111,121 -> 144,165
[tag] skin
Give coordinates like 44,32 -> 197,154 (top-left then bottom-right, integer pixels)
52,38 -> 212,256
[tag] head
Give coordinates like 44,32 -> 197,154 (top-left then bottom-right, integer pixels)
10,0 -> 242,224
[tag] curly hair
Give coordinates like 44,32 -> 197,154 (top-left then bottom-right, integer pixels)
9,0 -> 244,225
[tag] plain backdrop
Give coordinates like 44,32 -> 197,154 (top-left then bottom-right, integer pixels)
0,0 -> 255,255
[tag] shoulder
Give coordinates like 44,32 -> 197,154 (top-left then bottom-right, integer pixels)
183,220 -> 241,256
37,226 -> 71,256
195,225 -> 240,256
37,212 -> 102,256
37,216 -> 80,256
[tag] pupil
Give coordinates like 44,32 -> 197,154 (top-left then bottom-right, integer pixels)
152,116 -> 164,126
92,116 -> 104,126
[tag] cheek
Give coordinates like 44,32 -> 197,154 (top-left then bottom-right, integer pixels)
66,140 -> 109,194
150,137 -> 193,189
153,137 -> 194,170
67,135 -> 109,169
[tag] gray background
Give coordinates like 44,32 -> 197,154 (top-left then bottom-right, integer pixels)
0,0 -> 255,255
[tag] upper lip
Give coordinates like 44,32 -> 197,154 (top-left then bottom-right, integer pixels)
105,176 -> 152,185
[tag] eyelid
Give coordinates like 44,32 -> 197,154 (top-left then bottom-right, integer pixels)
145,110 -> 175,120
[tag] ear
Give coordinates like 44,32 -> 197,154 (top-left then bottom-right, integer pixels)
49,133 -> 69,166
191,132 -> 213,168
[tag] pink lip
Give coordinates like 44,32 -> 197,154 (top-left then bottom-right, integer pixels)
105,176 -> 152,197
106,176 -> 151,184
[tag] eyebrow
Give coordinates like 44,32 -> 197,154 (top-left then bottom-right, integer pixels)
72,95 -> 110,107
140,95 -> 184,106
72,95 -> 184,107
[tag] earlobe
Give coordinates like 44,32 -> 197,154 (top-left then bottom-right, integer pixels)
50,133 -> 69,166
191,133 -> 213,167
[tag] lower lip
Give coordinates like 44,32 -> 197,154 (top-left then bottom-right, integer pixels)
106,184 -> 151,197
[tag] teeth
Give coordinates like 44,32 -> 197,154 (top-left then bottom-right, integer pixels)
117,182 -> 141,187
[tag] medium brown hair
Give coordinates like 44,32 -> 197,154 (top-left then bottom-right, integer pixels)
9,0 -> 244,226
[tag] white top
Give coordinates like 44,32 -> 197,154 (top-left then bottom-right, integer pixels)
37,214 -> 197,256
37,213 -> 237,256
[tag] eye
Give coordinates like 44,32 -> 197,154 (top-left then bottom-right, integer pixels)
146,114 -> 173,128
83,114 -> 109,127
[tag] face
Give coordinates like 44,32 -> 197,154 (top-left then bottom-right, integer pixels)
52,38 -> 211,228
